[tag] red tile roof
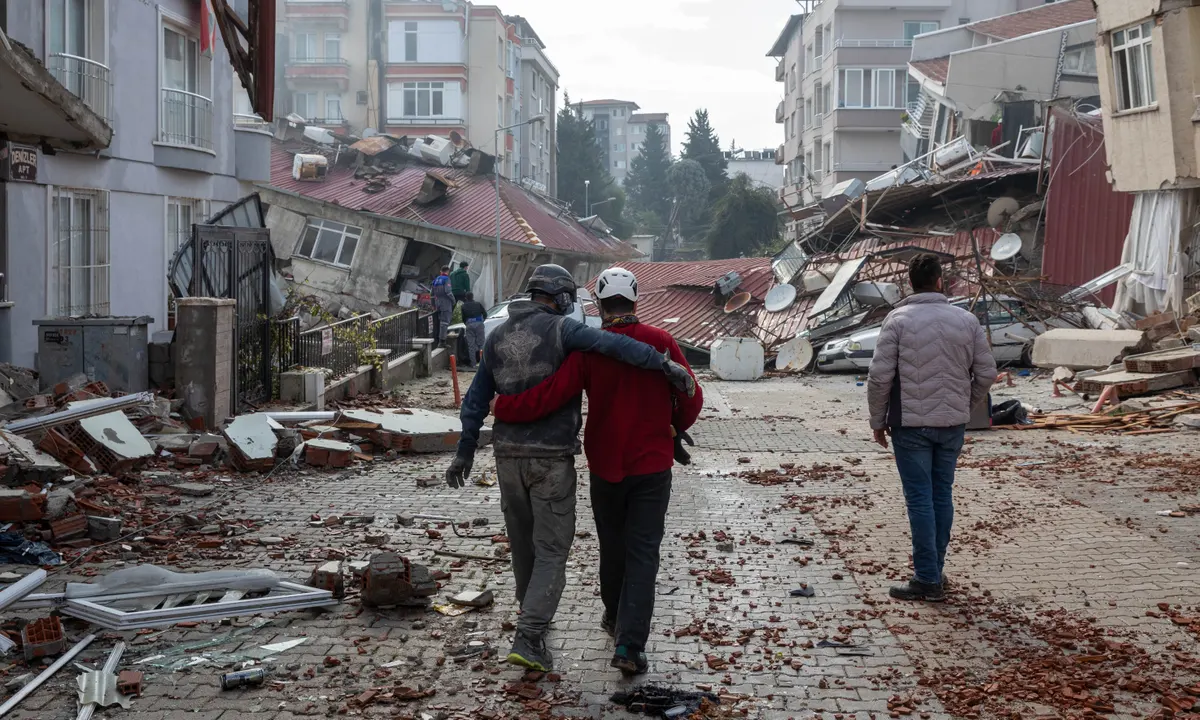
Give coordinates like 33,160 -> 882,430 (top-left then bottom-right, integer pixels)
910,56 -> 949,84
267,144 -> 632,258
583,232 -> 997,352
967,0 -> 1095,40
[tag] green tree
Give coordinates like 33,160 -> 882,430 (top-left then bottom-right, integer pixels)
705,174 -> 782,259
681,109 -> 729,189
666,159 -> 710,232
556,93 -> 625,233
624,122 -> 672,227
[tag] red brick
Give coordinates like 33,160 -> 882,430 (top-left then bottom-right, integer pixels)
306,445 -> 330,466
0,492 -> 44,523
50,513 -> 88,541
21,617 -> 64,660
117,670 -> 143,696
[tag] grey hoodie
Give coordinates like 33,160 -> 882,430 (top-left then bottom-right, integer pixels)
867,293 -> 997,430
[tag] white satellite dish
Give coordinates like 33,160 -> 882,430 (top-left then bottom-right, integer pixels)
990,233 -> 1024,262
764,284 -> 798,313
776,336 -> 814,372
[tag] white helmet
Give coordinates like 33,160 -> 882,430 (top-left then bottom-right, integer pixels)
596,267 -> 639,303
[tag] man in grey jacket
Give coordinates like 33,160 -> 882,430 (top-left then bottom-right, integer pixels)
867,254 -> 996,602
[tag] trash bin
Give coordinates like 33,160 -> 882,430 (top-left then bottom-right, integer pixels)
33,316 -> 153,392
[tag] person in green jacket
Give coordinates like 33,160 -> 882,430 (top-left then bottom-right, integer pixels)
450,261 -> 471,303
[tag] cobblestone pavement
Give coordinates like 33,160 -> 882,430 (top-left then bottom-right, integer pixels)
6,372 -> 1200,719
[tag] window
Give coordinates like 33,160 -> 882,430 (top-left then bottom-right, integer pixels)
161,23 -> 213,149
294,92 -> 317,119
325,93 -> 342,121
1063,46 -> 1098,75
615,126 -> 624,136
294,32 -> 317,61
400,82 -> 446,117
166,197 -> 208,318
873,69 -> 896,108
823,142 -> 831,173
404,22 -> 417,61
903,21 -> 939,42
296,218 -> 362,267
614,160 -> 626,169
842,69 -> 863,108
906,78 -> 921,109
814,83 -> 823,115
1112,21 -> 1156,110
52,187 -> 110,317
805,98 -> 812,128
324,33 -> 341,60
823,84 -> 832,116
498,36 -> 504,68
613,143 -> 626,151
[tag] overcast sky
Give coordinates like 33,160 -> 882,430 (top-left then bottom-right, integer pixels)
503,0 -> 798,156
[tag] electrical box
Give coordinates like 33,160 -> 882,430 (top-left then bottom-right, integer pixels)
33,316 -> 152,392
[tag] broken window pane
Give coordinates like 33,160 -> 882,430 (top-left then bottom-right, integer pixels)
338,234 -> 359,266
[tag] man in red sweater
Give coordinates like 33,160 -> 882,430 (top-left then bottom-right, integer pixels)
492,267 -> 703,676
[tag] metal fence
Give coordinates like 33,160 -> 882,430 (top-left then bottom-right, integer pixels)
294,314 -> 372,380
161,88 -> 214,150
371,309 -> 419,356
48,53 -> 112,125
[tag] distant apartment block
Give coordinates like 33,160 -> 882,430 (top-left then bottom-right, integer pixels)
769,0 -> 1052,213
724,148 -> 786,190
277,0 -> 557,191
579,100 -> 672,186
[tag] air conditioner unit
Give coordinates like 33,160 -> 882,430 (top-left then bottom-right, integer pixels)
356,90 -> 368,106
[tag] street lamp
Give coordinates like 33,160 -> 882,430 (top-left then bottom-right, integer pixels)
495,113 -> 546,305
590,196 -> 617,214
584,179 -> 590,216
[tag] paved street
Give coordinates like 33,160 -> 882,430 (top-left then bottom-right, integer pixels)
9,372 -> 1200,719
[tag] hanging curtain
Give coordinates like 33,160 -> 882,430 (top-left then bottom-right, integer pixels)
1113,189 -> 1199,316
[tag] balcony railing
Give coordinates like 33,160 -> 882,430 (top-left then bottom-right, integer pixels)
47,53 -> 112,126
160,88 -> 214,150
776,101 -> 786,124
833,38 -> 913,49
302,117 -> 347,125
290,56 -> 349,65
234,113 -> 271,130
385,116 -> 465,126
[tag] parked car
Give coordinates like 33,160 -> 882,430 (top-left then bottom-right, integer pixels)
817,296 -> 1065,372
447,288 -> 600,343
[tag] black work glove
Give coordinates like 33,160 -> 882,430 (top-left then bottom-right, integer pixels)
673,429 -> 694,465
446,453 -> 473,488
662,352 -> 696,398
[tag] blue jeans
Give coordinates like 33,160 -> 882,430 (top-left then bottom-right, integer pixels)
891,425 -> 966,585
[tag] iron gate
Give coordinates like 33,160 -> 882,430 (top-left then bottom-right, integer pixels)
190,225 -> 273,408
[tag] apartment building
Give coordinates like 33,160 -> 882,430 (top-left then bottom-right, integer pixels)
579,100 -> 672,186
278,0 -> 369,132
0,0 -> 271,367
770,0 -> 1049,208
724,148 -> 786,190
507,15 -> 559,196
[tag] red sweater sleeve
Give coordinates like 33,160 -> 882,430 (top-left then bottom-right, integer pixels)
493,353 -> 588,423
667,337 -> 703,432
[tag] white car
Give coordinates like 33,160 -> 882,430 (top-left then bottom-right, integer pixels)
818,297 -> 1064,372
448,288 -> 601,342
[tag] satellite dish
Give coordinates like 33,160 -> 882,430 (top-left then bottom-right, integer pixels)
987,197 -> 1021,228
764,284 -> 798,313
724,292 -> 752,314
776,336 -> 814,372
990,233 -> 1024,262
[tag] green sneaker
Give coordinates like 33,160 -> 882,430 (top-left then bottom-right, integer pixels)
506,631 -> 553,672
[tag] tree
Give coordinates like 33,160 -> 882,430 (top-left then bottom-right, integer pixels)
555,93 -> 626,233
681,109 -> 728,190
705,174 -> 782,259
624,122 -> 672,228
666,159 -> 710,232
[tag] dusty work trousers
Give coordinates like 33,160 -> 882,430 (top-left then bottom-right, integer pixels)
464,320 -> 485,367
496,456 -> 577,637
590,470 -> 672,651
436,302 -> 452,343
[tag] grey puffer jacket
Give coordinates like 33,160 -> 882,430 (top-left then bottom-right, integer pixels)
867,293 -> 997,430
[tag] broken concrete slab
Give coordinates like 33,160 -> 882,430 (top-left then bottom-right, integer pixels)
222,414 -> 278,472
69,410 -> 154,472
1176,414 -> 1200,429
305,438 -> 355,468
169,482 -> 215,497
0,431 -> 68,486
1079,368 -> 1196,396
1032,329 -> 1148,370
341,408 -> 491,453
86,516 -> 123,542
1123,347 -> 1200,373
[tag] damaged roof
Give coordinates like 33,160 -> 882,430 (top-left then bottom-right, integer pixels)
910,57 -> 949,84
966,0 -> 1095,40
267,143 -> 634,259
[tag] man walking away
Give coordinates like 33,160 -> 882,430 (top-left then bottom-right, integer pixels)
431,266 -> 453,345
450,260 -> 472,304
867,254 -> 996,602
460,292 -> 486,369
445,264 -> 696,673
491,267 -> 703,676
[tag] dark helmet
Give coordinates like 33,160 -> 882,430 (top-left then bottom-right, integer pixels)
526,264 -> 577,314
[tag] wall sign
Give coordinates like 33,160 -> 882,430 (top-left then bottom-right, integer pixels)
0,143 -> 38,183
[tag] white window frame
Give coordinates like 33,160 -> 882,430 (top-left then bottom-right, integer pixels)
324,32 -> 341,61
294,91 -> 318,119
165,197 -> 209,321
842,68 -> 864,108
51,186 -> 110,317
295,217 -> 363,268
903,21 -> 939,41
294,32 -> 317,61
873,69 -> 897,109
1111,21 -> 1156,111
402,82 -> 446,117
325,93 -> 343,122
404,22 -> 418,62
157,8 -> 213,151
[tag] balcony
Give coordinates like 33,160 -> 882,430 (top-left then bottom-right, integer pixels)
160,89 -> 213,150
234,113 -> 271,131
833,38 -> 913,49
47,53 -> 112,127
776,144 -> 785,165
775,59 -> 785,82
286,58 -> 351,91
284,0 -> 350,30
776,101 -> 786,124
